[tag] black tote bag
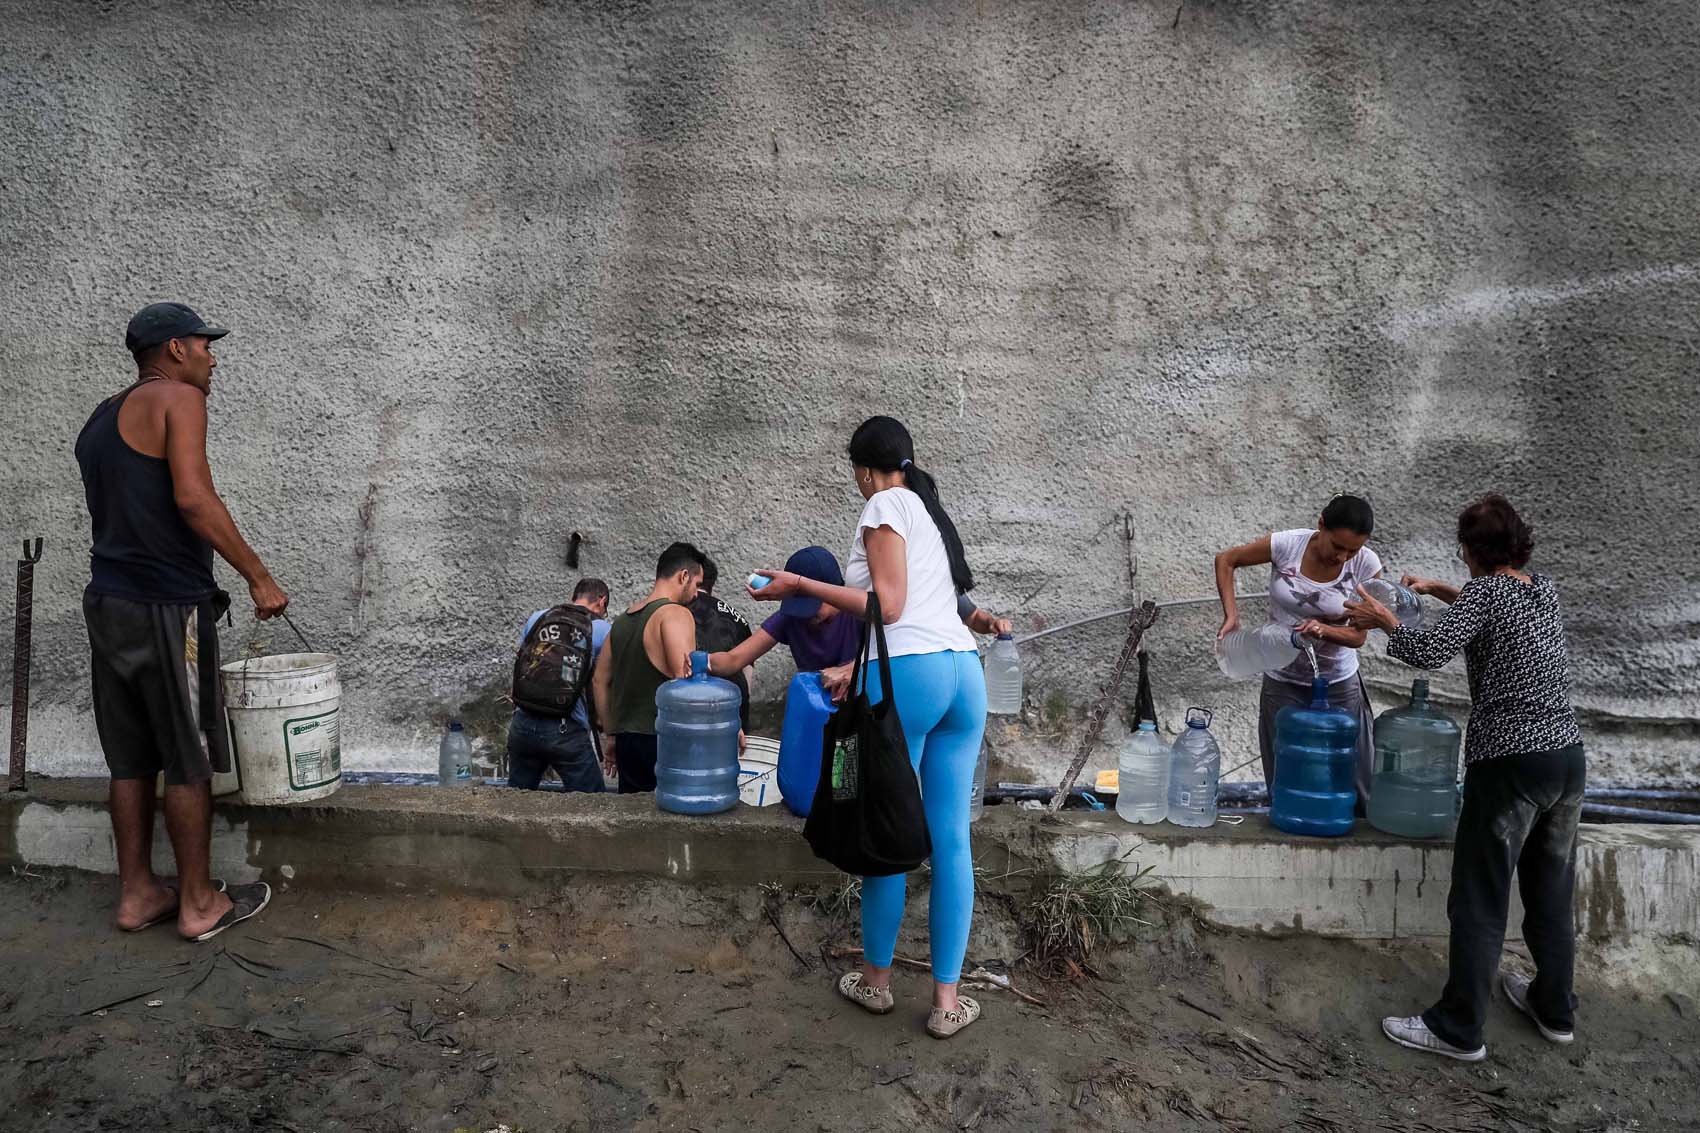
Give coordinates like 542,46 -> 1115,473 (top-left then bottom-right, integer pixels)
803,592 -> 931,877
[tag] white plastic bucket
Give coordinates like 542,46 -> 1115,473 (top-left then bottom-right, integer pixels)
220,652 -> 342,804
738,737 -> 781,808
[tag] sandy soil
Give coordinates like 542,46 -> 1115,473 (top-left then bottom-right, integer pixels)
1,868 -> 1695,1132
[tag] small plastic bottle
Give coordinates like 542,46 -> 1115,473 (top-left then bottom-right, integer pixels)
438,720 -> 472,786
968,741 -> 989,822
1215,625 -> 1303,680
983,635 -> 1024,714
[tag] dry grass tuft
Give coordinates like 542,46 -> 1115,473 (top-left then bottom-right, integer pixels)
1023,854 -> 1156,977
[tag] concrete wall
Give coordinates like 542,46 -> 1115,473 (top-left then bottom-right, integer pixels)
3,0 -> 1697,779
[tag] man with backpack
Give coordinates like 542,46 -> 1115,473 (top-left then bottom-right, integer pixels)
508,578 -> 612,792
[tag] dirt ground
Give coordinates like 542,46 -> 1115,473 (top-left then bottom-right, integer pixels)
1,868 -> 1696,1133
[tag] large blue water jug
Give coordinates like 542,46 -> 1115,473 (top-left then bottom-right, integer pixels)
1367,678 -> 1461,838
1271,676 -> 1359,836
778,672 -> 836,817
655,651 -> 742,814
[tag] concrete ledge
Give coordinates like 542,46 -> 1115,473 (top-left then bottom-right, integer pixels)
4,778 -> 1696,962
1007,809 -> 1700,950
0,778 -> 841,894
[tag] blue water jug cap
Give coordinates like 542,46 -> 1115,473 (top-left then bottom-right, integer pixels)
995,633 -> 1014,641
689,650 -> 709,678
1310,675 -> 1331,707
448,720 -> 463,732
1185,707 -> 1212,729
1137,721 -> 1157,732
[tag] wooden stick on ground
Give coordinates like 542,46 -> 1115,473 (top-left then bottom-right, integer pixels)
828,948 -> 1046,1006
1046,600 -> 1159,813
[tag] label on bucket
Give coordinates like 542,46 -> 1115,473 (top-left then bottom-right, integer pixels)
282,708 -> 342,791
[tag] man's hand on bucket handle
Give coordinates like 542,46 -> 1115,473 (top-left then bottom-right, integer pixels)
249,572 -> 289,621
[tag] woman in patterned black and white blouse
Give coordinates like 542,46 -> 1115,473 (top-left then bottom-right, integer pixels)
1346,494 -> 1584,1064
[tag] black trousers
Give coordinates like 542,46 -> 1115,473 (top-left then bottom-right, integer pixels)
1423,742 -> 1585,1050
613,732 -> 658,794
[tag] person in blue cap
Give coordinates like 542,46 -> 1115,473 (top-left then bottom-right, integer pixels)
708,546 -> 1009,700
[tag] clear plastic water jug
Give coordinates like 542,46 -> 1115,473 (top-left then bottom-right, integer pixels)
1271,676 -> 1359,836
1116,721 -> 1170,825
1167,708 -> 1221,827
1216,624 -> 1303,680
438,720 -> 471,786
655,651 -> 743,815
984,634 -> 1023,714
1367,678 -> 1460,838
777,671 -> 836,817
1356,578 -> 1424,631
969,740 -> 989,822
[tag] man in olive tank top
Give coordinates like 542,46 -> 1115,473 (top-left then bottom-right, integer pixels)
591,543 -> 705,793
74,303 -> 286,942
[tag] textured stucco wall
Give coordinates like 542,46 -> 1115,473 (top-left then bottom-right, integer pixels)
3,0 -> 1697,780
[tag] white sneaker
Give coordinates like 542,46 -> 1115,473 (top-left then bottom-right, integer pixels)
1501,971 -> 1574,1044
1381,1015 -> 1487,1062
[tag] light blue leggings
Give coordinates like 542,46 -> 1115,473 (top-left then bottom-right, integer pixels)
860,649 -> 988,984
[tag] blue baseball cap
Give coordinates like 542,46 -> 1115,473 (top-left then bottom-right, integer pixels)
780,546 -> 843,619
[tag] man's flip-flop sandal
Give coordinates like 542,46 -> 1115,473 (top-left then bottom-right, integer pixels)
837,971 -> 895,1015
926,996 -> 981,1039
121,877 -> 228,933
188,881 -> 272,943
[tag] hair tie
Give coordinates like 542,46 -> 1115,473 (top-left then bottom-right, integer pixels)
900,459 -> 913,470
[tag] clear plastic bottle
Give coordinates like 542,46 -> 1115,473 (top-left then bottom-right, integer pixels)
1215,624 -> 1302,680
1166,708 -> 1221,827
983,635 -> 1023,714
1357,578 -> 1425,631
1115,721 -> 1169,824
968,741 -> 989,822
438,720 -> 472,786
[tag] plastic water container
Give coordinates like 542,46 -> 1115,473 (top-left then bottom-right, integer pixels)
1166,708 -> 1221,827
1357,578 -> 1424,631
655,651 -> 743,814
969,740 -> 989,821
778,671 -> 836,817
1271,676 -> 1359,836
438,721 -> 472,786
220,653 -> 342,804
1368,678 -> 1461,838
1216,624 -> 1302,680
984,634 -> 1023,714
1116,721 -> 1169,825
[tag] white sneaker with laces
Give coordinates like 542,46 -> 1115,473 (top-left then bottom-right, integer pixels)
1501,971 -> 1574,1044
1381,1015 -> 1487,1062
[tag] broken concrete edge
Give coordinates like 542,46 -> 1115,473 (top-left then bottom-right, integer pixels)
3,777 -> 1696,993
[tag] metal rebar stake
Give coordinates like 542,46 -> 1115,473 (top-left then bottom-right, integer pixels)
1046,599 -> 1160,814
9,538 -> 44,792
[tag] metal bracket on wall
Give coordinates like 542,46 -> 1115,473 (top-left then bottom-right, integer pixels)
9,537 -> 44,792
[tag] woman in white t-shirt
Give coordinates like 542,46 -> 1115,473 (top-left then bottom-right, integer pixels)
747,416 -> 987,1040
1214,495 -> 1383,803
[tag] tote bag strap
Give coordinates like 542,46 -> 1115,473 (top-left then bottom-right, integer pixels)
851,591 -> 899,712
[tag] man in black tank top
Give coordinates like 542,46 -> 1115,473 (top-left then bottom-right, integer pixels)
73,303 -> 286,942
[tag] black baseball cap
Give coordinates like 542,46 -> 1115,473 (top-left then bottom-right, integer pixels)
124,302 -> 229,353
780,546 -> 844,619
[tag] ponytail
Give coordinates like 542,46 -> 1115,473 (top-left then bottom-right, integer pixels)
847,416 -> 975,594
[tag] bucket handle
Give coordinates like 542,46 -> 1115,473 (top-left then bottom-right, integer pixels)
233,611 -> 319,707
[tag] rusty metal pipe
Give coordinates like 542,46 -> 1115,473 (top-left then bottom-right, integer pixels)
9,538 -> 44,792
